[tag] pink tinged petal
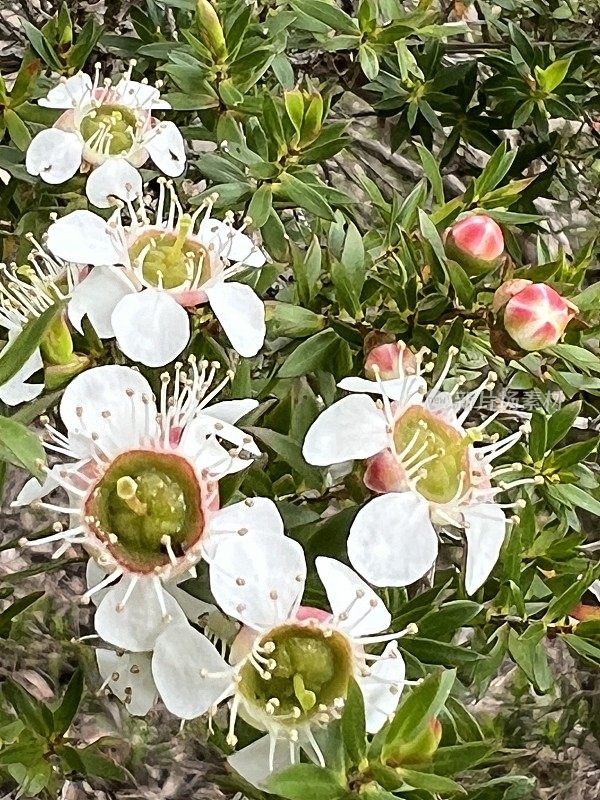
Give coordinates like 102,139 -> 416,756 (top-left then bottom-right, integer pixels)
492,279 -> 532,313
145,121 -> 186,177
203,399 -> 259,424
315,557 -> 391,637
209,530 -> 306,629
228,735 -> 294,789
85,159 -> 143,208
111,289 -> 190,367
95,576 -> 187,652
463,503 -> 506,595
152,622 -> 233,719
47,210 -> 122,266
96,649 -> 157,716
60,364 -> 156,452
205,498 -> 284,559
337,376 -> 426,402
358,642 -> 405,733
347,494 -> 438,587
205,281 -> 266,358
68,266 -> 136,339
364,450 -> 407,494
38,73 -> 92,108
113,79 -> 170,110
26,129 -> 83,184
302,394 -> 389,467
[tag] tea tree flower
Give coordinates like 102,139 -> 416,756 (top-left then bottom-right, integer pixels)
149,530 -> 415,788
303,346 -> 534,594
13,362 -> 269,650
25,63 -> 185,206
45,181 -> 267,366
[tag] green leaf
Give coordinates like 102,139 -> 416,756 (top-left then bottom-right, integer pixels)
359,44 -> 379,80
268,764 -> 347,800
20,20 -> 63,70
53,668 -> 84,736
278,173 -> 335,220
247,184 -> 273,228
0,301 -> 64,387
433,742 -> 496,775
546,483 -> 600,517
266,302 -> 325,339
416,143 -> 444,205
0,416 -> 46,480
0,591 -> 44,638
341,679 -> 366,766
289,0 -> 359,34
4,110 -> 31,151
546,401 -> 582,448
278,329 -> 340,378
535,58 -> 571,93
399,768 -> 465,795
74,745 -> 131,782
246,426 -> 321,485
3,681 -> 54,738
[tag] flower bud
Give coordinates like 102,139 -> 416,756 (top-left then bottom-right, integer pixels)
495,282 -> 578,351
196,0 -> 227,61
445,214 -> 505,275
40,312 -> 74,365
365,341 -> 417,381
384,718 -> 443,767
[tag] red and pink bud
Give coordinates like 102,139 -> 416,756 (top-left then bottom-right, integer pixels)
445,214 -> 505,275
365,341 -> 417,381
495,282 -> 578,351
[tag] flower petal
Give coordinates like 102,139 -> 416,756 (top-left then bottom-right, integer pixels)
96,649 -> 157,716
228,735 -> 294,789
95,576 -> 187,651
152,622 -> 233,719
337,375 -> 426,403
463,503 -> 506,595
302,394 -> 389,466
26,129 -> 83,184
165,580 -> 214,625
68,266 -> 136,339
60,364 -> 156,455
113,79 -> 170,110
111,289 -> 190,367
199,219 -> 266,268
205,282 -> 265,358
145,121 -> 185,177
348,494 -> 438,587
358,642 -> 405,734
210,530 -> 306,630
0,335 -> 43,406
205,497 -> 284,559
203,399 -> 258,425
47,210 -> 122,266
315,557 -> 391,637
86,159 -> 143,208
38,73 -> 92,108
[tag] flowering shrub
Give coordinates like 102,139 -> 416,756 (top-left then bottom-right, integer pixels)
0,2 -> 599,800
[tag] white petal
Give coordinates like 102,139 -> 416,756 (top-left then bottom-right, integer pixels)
205,498 -> 284,559
463,503 -> 506,595
13,465 -> 61,507
86,559 -> 109,606
145,121 -> 185,177
0,336 -> 43,406
302,395 -> 389,466
114,79 -> 170,110
228,735 -> 293,789
95,576 -> 187,651
178,414 -> 260,476
337,376 -> 426,403
165,580 -> 214,625
68,266 -> 135,339
348,494 -> 438,587
202,399 -> 258,425
315,557 -> 391,637
60,364 -> 156,455
358,642 -> 405,734
210,530 -> 306,629
26,129 -> 83,184
111,290 -> 190,367
96,649 -> 157,716
205,282 -> 265,358
152,622 -> 233,719
86,159 -> 143,208
38,73 -> 92,108
47,210 -> 122,266
199,219 -> 265,268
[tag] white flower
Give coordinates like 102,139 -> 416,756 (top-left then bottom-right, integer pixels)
303,347 -> 535,595
0,239 -> 81,405
13,362 -> 269,650
25,63 -> 185,206
149,530 -> 415,789
45,181 -> 267,367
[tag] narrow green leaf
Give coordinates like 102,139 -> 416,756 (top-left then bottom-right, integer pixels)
0,416 -> 46,479
0,301 -> 64,387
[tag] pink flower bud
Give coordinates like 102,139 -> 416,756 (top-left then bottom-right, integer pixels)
365,342 -> 417,381
445,214 -> 504,275
502,283 -> 578,351
491,279 -> 532,313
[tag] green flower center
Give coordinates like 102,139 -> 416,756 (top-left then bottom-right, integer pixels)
239,625 -> 353,724
79,104 -> 138,155
85,450 -> 205,573
128,216 -> 210,290
393,406 -> 471,505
